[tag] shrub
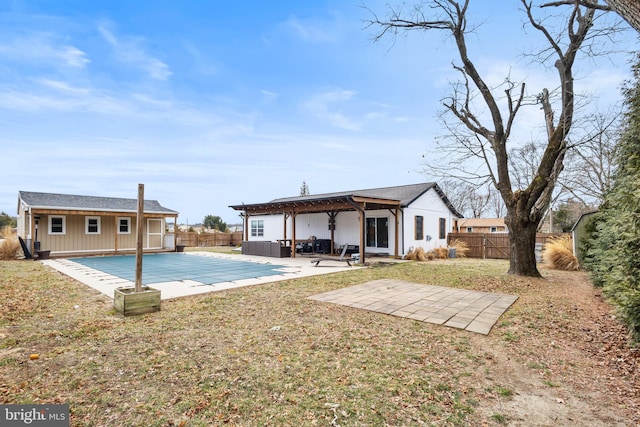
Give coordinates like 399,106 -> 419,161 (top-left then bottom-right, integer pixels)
0,226 -> 21,260
448,239 -> 470,258
542,235 -> 579,271
405,247 -> 427,261
432,247 -> 449,259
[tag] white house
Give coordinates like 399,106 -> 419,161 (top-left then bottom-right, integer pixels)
229,183 -> 463,263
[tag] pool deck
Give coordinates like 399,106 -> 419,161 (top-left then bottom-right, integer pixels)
42,251 -> 358,300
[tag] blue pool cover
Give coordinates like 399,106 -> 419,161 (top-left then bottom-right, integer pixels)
71,253 -> 287,286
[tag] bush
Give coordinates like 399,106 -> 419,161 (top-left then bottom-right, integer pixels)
0,226 -> 21,260
432,247 -> 449,259
405,247 -> 427,261
542,236 -> 579,271
448,239 -> 469,258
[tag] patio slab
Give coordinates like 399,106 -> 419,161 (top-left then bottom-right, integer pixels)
308,279 -> 518,335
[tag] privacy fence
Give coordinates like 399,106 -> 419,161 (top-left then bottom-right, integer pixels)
176,231 -> 243,247
447,233 -> 568,259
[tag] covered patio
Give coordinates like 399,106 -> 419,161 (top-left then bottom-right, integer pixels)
230,193 -> 403,264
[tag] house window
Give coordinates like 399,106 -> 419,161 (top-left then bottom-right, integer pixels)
49,216 -> 66,235
439,218 -> 446,240
117,217 -> 131,234
366,217 -> 388,248
415,216 -> 424,240
466,227 -> 473,233
85,216 -> 101,234
251,220 -> 264,237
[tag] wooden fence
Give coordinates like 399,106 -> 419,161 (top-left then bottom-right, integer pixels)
176,231 -> 243,247
447,233 -> 568,259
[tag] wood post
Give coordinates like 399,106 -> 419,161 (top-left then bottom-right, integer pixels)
135,184 -> 144,293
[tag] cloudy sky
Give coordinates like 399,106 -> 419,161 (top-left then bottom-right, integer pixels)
0,1 -> 635,224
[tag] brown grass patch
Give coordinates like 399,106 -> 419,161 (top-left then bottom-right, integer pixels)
405,246 -> 427,261
0,226 -> 20,260
0,259 -> 638,426
542,235 -> 579,271
432,246 -> 449,259
448,238 -> 470,258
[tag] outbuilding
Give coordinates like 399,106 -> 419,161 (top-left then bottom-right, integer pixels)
17,191 -> 179,258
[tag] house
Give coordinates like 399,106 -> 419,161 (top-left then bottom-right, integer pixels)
456,218 -> 507,234
17,191 -> 179,258
229,183 -> 463,263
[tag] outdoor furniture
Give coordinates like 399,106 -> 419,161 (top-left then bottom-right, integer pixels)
310,245 -> 353,267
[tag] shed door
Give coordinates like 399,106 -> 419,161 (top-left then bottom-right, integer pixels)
147,219 -> 163,249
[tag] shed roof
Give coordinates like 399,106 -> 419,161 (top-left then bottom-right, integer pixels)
230,183 -> 463,218
18,191 -> 178,215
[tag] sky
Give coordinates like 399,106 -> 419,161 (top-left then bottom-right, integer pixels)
0,1 -> 636,224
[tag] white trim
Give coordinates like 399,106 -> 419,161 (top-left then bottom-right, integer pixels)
117,217 -> 131,234
48,215 -> 66,235
85,216 -> 101,235
147,218 -> 163,249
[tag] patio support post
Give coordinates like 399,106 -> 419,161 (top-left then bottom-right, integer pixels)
243,213 -> 249,242
114,216 -> 119,254
291,212 -> 297,258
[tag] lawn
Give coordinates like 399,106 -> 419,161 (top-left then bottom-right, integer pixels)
1,257 -> 638,426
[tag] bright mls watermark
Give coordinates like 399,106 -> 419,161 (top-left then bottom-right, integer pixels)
1,405 -> 69,426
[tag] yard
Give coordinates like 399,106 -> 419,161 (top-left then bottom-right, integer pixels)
1,256 -> 638,426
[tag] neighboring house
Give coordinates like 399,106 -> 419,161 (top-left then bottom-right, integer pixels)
571,210 -> 598,267
17,191 -> 179,257
229,183 -> 463,263
456,218 -> 507,234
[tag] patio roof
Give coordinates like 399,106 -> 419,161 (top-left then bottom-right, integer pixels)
229,182 -> 461,216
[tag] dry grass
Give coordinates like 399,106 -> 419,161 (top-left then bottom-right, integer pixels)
542,235 -> 579,271
432,247 -> 449,259
405,246 -> 427,261
448,239 -> 470,258
1,259 -> 638,426
0,226 -> 20,260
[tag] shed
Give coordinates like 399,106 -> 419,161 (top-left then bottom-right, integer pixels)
17,191 -> 179,258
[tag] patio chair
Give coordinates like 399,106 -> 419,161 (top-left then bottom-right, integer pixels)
310,244 -> 353,267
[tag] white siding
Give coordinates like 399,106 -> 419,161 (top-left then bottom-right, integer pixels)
402,188 -> 457,255
242,187 -> 459,258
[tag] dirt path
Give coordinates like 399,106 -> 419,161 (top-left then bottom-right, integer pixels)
469,270 -> 639,426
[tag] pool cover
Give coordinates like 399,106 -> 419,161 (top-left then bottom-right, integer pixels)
71,253 -> 287,286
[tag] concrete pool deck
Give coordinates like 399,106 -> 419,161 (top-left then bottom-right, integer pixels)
42,251 -> 358,300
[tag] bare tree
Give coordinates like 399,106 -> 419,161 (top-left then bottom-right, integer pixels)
561,109 -> 621,204
368,0 -> 623,276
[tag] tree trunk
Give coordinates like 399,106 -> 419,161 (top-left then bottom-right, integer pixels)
505,210 -> 542,277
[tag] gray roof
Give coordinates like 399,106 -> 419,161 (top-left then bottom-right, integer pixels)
270,182 -> 463,217
18,191 -> 178,215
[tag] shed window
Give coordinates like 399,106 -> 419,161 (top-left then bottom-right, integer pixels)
49,216 -> 66,235
85,216 -> 101,234
118,217 -> 131,234
466,227 -> 473,233
415,216 -> 424,240
490,227 -> 498,233
439,218 -> 446,240
251,220 -> 264,237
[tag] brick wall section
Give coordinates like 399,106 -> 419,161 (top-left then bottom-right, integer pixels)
607,0 -> 640,32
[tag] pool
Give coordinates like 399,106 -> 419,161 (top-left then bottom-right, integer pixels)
71,253 -> 287,286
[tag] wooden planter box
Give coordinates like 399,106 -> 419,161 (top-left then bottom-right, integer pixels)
114,286 -> 161,316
